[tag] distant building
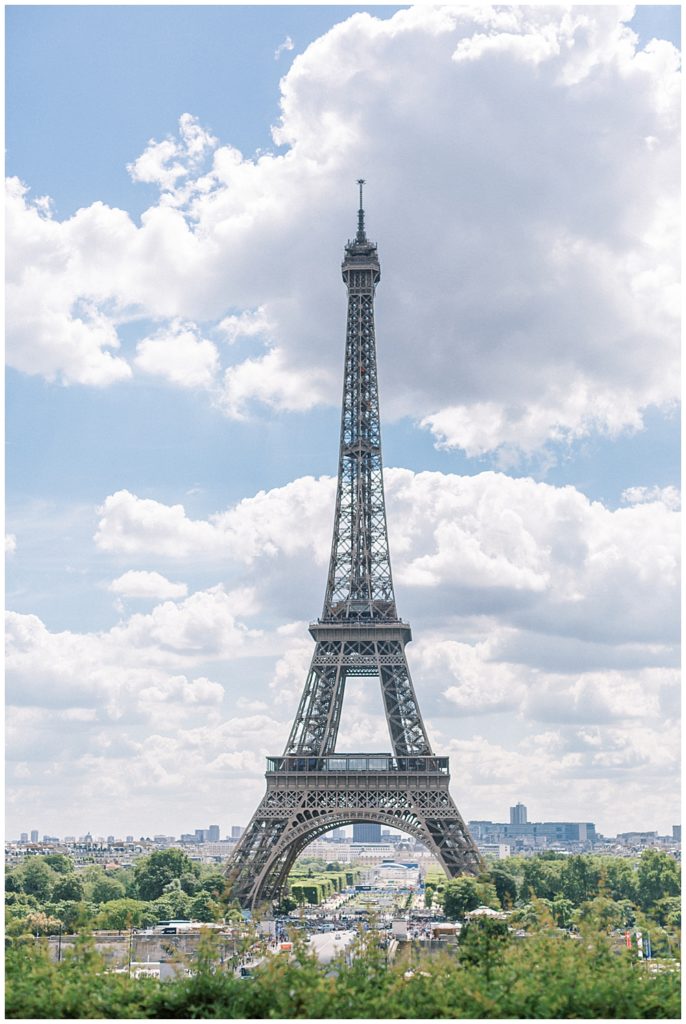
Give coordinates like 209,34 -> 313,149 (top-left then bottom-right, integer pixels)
231,826 -> 244,839
469,818 -> 596,848
208,824 -> 220,842
510,803 -> 528,825
30,830 -> 39,843
673,825 -> 681,842
353,823 -> 382,844
617,831 -> 658,845
20,833 -> 28,843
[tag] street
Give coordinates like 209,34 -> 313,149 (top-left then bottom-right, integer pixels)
308,929 -> 356,964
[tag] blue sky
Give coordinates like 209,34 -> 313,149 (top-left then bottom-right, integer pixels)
6,4 -> 681,841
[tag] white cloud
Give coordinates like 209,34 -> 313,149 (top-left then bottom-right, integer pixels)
6,465 -> 680,834
134,321 -> 219,389
95,476 -> 335,563
5,8 -> 678,457
219,346 -> 330,418
274,35 -> 294,61
622,484 -> 681,510
5,534 -> 17,555
127,112 -> 218,192
94,468 -> 679,660
108,570 -> 188,600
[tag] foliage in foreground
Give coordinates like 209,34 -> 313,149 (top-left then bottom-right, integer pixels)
5,923 -> 680,1019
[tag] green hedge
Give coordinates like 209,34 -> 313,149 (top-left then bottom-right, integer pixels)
5,925 -> 680,1019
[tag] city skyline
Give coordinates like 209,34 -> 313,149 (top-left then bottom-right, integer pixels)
6,5 -> 680,839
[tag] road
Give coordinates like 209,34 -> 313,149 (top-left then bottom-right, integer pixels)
308,929 -> 356,964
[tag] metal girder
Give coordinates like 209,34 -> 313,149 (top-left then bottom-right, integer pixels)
227,765 -> 483,909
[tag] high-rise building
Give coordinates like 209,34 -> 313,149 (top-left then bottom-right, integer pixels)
20,832 -> 28,843
353,823 -> 382,844
509,803 -> 528,825
30,829 -> 39,843
673,825 -> 681,842
208,824 -> 220,842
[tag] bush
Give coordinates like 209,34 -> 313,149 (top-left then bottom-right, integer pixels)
4,925 -> 680,1019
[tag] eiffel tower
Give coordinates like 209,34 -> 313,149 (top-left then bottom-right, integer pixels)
226,182 -> 482,909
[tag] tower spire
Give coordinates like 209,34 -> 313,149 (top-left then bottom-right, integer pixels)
356,177 -> 366,242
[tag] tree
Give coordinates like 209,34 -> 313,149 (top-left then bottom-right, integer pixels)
90,875 -> 126,904
602,858 -> 638,903
50,899 -> 91,932
95,898 -> 153,930
197,872 -> 227,898
487,865 -> 518,908
458,916 -> 511,978
578,895 -> 623,932
636,849 -> 680,911
22,860 -> 55,901
5,870 -> 24,894
41,854 -> 73,875
190,892 -> 222,923
550,897 -> 576,929
179,871 -> 200,896
560,855 -> 600,906
152,889 -> 192,920
520,857 -> 564,901
133,849 -> 199,901
652,896 -> 681,928
24,910 -> 63,936
52,875 -> 84,902
442,877 -> 480,920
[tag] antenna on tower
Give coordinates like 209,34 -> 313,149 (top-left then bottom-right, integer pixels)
356,178 -> 366,242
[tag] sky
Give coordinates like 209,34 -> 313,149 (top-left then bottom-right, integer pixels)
5,3 -> 681,842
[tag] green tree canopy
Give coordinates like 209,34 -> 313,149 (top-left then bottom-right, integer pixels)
133,849 -> 199,901
442,877 -> 480,920
41,854 -> 73,875
636,849 -> 680,910
560,855 -> 601,905
52,875 -> 84,902
197,872 -> 228,898
95,898 -> 154,930
90,875 -> 126,905
487,865 -> 518,908
21,860 -> 56,901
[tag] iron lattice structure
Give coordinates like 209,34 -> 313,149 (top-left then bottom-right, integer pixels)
226,184 -> 482,908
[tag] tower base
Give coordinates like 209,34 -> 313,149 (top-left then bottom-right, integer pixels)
225,754 -> 483,909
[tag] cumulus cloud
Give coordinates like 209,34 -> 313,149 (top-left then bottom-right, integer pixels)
5,7 -> 679,458
108,570 -> 188,600
95,476 -> 335,563
134,321 -> 220,389
622,484 -> 681,509
127,112 -> 218,192
95,468 -> 679,651
6,464 -> 680,833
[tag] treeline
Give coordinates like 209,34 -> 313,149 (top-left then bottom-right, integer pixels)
5,918 -> 680,1018
426,850 -> 680,955
5,849 -> 233,938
